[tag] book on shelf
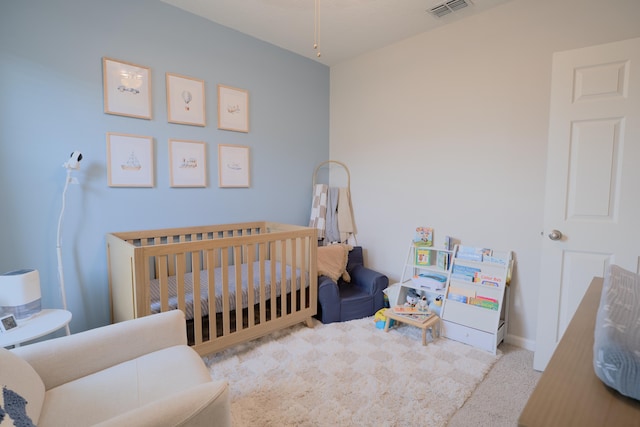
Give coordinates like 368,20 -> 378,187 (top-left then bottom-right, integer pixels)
451,264 -> 481,282
446,285 -> 500,310
456,246 -> 510,265
456,252 -> 483,262
447,293 -> 468,304
468,296 -> 499,310
436,251 -> 449,270
447,285 -> 476,304
482,251 -> 510,265
456,245 -> 491,262
415,247 -> 432,266
473,273 -> 503,287
413,227 -> 433,247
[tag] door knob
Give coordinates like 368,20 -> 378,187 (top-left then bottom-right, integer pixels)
548,229 -> 563,241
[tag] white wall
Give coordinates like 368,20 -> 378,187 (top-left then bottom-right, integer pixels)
330,0 -> 640,349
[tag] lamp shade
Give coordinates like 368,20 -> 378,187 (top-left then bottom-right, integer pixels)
0,269 -> 42,319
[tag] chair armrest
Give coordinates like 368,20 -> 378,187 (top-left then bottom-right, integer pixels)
93,381 -> 231,427
318,275 -> 339,299
317,275 -> 341,323
13,310 -> 188,390
350,265 -> 389,295
350,265 -> 389,313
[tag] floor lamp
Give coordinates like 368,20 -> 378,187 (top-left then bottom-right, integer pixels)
56,151 -> 82,336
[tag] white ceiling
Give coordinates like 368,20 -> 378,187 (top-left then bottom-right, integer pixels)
160,0 -> 515,66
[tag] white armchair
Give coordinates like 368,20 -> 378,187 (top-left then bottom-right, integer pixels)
0,310 -> 230,427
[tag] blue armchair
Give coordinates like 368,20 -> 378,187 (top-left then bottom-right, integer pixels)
316,246 -> 388,324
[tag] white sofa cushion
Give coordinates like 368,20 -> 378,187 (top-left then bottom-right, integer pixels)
37,345 -> 218,427
0,347 -> 45,425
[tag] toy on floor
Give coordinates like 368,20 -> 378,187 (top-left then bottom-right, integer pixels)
374,308 -> 394,329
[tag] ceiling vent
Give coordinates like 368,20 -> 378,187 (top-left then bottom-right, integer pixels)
428,0 -> 473,18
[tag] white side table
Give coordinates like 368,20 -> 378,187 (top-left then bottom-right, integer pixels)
0,309 -> 72,348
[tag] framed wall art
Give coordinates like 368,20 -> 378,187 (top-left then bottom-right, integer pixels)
218,144 -> 250,188
102,57 -> 152,119
169,139 -> 207,187
166,73 -> 206,126
217,84 -> 249,133
106,132 -> 154,187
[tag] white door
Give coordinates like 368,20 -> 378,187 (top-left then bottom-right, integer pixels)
533,37 -> 640,371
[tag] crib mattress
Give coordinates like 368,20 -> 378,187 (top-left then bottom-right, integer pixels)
149,260 -> 303,319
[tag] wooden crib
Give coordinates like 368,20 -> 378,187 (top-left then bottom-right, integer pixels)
106,221 -> 317,356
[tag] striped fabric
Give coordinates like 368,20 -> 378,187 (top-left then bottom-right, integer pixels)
308,184 -> 328,240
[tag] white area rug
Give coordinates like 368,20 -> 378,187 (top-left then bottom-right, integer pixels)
204,317 -> 501,427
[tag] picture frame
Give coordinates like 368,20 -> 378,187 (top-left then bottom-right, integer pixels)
106,132 -> 154,187
218,144 -> 250,188
102,57 -> 152,119
166,73 -> 206,126
169,139 -> 207,187
0,314 -> 18,333
217,84 -> 249,133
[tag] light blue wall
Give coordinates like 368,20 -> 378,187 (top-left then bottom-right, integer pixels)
0,0 -> 329,333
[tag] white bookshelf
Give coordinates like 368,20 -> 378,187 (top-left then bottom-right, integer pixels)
387,242 -> 453,307
440,245 -> 513,354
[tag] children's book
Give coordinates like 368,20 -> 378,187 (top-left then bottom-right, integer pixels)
456,245 -> 490,262
415,247 -> 432,266
413,227 -> 433,247
473,273 -> 503,286
396,312 -> 434,323
392,306 -> 433,322
392,305 -> 420,314
468,296 -> 499,310
436,252 -> 447,271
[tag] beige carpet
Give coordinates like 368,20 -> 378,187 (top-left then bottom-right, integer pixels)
204,317 -> 501,426
447,343 -> 541,427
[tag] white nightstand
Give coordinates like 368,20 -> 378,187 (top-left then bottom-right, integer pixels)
0,309 -> 72,348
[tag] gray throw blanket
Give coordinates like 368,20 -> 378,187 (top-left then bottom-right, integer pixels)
324,187 -> 340,243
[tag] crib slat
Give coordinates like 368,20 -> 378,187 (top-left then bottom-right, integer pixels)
290,238 -> 297,313
259,243 -> 267,325
191,253 -> 202,345
246,245 -> 255,328
158,256 -> 169,313
233,245 -> 243,330
206,249 -> 217,341
270,241 -> 277,318
175,253 -> 186,315
300,237 -> 308,309
221,248 -> 230,336
280,239 -> 287,316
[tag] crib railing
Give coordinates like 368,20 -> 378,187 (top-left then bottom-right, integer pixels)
106,222 -> 317,355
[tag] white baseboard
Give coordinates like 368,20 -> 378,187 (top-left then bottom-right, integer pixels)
504,333 -> 536,351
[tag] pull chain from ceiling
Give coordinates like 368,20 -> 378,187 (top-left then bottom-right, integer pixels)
314,0 -> 321,57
